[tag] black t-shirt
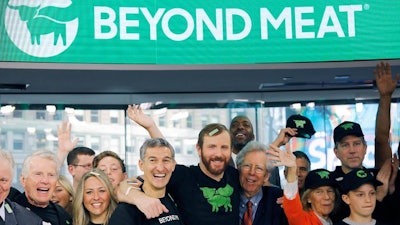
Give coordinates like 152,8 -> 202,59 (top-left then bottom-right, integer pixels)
87,222 -> 103,225
108,195 -> 184,225
166,164 -> 240,225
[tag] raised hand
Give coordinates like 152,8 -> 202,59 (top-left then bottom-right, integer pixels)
266,144 -> 296,168
271,127 -> 297,147
57,121 -> 79,164
127,104 -> 164,138
374,61 -> 399,97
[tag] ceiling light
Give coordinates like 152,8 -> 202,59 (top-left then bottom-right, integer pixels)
233,99 -> 249,102
46,105 -> 56,114
290,103 -> 302,110
0,105 -> 15,114
65,107 -> 75,114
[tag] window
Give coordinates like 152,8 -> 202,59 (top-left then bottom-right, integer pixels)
13,110 -> 22,118
90,136 -> 100,150
75,110 -> 84,121
36,111 -> 45,120
91,110 -> 99,123
13,132 -> 24,150
159,115 -> 166,127
110,110 -> 119,124
186,114 -> 193,128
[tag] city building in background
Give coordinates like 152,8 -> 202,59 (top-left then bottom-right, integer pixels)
1,101 -> 399,190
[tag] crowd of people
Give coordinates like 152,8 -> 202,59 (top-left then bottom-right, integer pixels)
0,61 -> 399,225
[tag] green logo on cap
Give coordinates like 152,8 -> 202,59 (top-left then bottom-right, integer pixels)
341,123 -> 354,130
293,119 -> 306,128
316,171 -> 330,179
356,170 -> 367,178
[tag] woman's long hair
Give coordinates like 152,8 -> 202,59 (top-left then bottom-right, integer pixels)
72,168 -> 118,225
57,175 -> 74,216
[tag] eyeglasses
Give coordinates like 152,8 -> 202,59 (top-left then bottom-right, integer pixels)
73,164 -> 93,169
240,163 -> 266,174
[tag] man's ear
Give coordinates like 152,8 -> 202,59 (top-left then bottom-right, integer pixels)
196,144 -> 201,157
138,160 -> 144,172
20,175 -> 26,189
68,165 -> 75,176
333,148 -> 339,158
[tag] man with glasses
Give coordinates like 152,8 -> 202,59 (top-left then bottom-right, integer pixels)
236,141 -> 287,225
66,147 -> 95,190
56,121 -> 96,190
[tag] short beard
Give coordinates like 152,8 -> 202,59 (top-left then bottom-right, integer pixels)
201,152 -> 229,176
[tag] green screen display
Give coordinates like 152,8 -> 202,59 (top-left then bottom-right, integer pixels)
1,0 -> 399,64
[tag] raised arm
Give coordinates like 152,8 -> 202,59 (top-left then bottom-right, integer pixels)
57,121 -> 78,165
271,127 -> 297,147
127,105 -> 164,138
116,179 -> 168,218
374,62 -> 399,168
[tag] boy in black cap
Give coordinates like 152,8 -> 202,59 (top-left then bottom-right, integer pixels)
335,168 -> 386,225
330,121 -> 391,223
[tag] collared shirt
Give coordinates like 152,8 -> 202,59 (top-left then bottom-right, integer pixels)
0,201 -> 5,221
239,189 -> 263,222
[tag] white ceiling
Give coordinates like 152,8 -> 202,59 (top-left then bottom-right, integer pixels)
1,59 -> 400,106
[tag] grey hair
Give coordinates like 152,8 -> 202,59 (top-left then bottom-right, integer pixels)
21,150 -> 60,178
236,141 -> 273,171
139,138 -> 175,160
0,149 -> 15,176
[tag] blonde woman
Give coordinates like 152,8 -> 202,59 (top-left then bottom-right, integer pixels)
52,175 -> 74,216
73,168 -> 118,225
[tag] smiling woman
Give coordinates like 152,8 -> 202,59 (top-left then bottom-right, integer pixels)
73,168 -> 118,225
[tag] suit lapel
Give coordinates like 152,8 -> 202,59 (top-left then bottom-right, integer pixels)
4,202 -> 17,225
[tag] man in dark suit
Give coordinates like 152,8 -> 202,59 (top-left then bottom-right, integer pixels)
236,141 -> 287,225
0,149 -> 43,225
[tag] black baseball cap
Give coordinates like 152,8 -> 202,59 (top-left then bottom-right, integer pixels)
338,168 -> 382,194
333,121 -> 364,143
304,168 -> 336,190
286,115 -> 316,139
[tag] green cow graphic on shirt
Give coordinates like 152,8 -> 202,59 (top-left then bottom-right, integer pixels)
200,184 -> 233,212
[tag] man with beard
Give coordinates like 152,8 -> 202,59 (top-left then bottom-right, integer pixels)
119,122 -> 240,225
230,115 -> 281,187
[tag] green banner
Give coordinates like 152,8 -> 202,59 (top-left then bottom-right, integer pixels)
1,0 -> 399,64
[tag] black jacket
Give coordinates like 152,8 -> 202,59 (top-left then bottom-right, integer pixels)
12,192 -> 72,225
253,186 -> 287,225
2,198 -> 43,225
